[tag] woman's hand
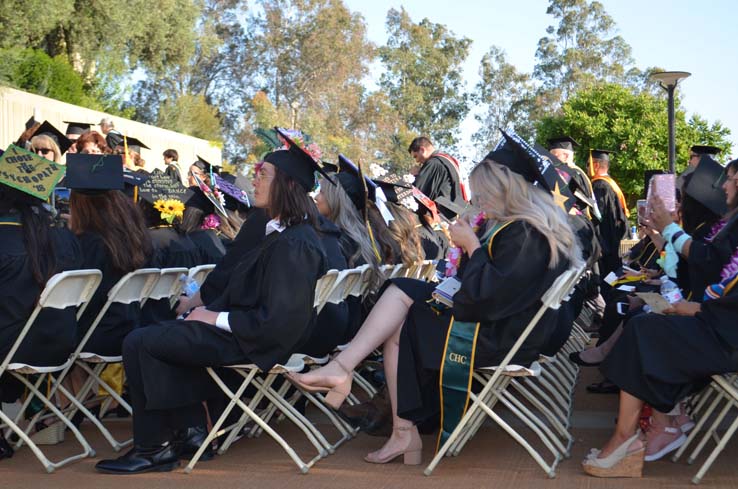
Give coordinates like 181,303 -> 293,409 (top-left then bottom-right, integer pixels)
649,196 -> 679,233
184,306 -> 219,325
448,218 -> 481,255
642,225 -> 665,249
663,301 -> 701,317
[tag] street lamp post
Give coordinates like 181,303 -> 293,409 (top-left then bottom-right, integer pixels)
649,71 -> 691,174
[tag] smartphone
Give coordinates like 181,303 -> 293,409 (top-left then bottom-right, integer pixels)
616,302 -> 628,315
636,199 -> 648,225
53,187 -> 71,216
647,174 -> 676,215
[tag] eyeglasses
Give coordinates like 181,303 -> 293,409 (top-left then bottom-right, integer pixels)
253,168 -> 273,182
35,148 -> 54,156
188,171 -> 205,178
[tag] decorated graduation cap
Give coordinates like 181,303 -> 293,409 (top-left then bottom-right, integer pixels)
686,156 -> 728,216
547,136 -> 580,152
184,185 -> 215,214
373,176 -> 412,205
137,169 -> 188,205
0,144 -> 66,201
191,172 -> 227,216
486,129 -> 576,212
65,153 -> 124,193
63,121 -> 93,136
32,121 -> 73,154
213,173 -> 251,208
263,127 -> 335,192
118,136 -> 150,154
691,145 -> 721,157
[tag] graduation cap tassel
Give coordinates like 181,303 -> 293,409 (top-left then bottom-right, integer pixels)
366,220 -> 383,263
588,149 -> 594,178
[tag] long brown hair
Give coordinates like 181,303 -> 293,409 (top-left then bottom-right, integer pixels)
267,168 -> 319,228
70,190 -> 153,273
387,202 -> 425,267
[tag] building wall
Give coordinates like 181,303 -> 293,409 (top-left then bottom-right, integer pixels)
0,86 -> 222,177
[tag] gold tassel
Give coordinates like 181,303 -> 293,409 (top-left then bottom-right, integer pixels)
366,220 -> 382,262
588,149 -> 594,178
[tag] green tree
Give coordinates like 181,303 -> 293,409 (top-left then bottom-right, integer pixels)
472,46 -> 536,155
535,83 -> 733,207
157,94 -> 222,141
378,7 -> 471,151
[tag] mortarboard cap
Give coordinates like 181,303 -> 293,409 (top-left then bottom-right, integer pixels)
63,121 -> 93,136
137,169 -> 188,205
547,136 -> 580,152
32,121 -> 73,154
184,186 -> 215,214
333,154 -> 376,211
65,154 -> 124,193
685,156 -> 728,216
263,127 -> 335,192
117,136 -> 150,154
590,149 -> 615,162
373,177 -> 412,205
192,155 -> 221,176
0,144 -> 65,201
691,145 -> 721,157
213,173 -> 250,208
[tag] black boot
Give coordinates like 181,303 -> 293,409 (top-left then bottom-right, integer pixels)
173,426 -> 215,461
95,444 -> 179,474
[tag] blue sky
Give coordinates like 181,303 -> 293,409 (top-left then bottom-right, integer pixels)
343,0 -> 738,162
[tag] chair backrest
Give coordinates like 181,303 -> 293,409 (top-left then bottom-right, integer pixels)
342,266 -> 367,299
420,260 -> 438,282
389,264 -> 405,279
314,269 -> 340,312
323,269 -> 352,307
1,269 -> 103,372
142,267 -> 189,305
189,264 -> 217,286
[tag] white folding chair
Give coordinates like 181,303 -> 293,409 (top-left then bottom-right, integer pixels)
314,269 -> 340,314
0,269 -> 102,472
424,265 -> 584,477
188,264 -> 217,286
62,268 -> 161,451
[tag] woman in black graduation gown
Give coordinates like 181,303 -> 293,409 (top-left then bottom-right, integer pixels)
68,188 -> 153,356
95,134 -> 331,475
291,157 -> 581,464
0,184 -> 82,458
180,187 -> 227,264
582,271 -> 738,478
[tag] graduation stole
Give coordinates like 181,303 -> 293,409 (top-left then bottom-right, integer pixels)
435,152 -> 470,202
436,220 -> 512,452
591,175 -> 630,218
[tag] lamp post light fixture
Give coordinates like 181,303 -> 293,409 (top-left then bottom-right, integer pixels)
650,71 -> 691,174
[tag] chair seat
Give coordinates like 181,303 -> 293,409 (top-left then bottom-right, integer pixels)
78,352 -> 123,363
298,353 -> 330,366
477,361 -> 542,377
7,357 -> 74,374
226,355 -> 305,374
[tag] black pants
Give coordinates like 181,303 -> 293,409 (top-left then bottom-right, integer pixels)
122,321 -> 252,445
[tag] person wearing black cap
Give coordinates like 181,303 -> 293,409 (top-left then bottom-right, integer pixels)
547,136 -> 595,206
65,154 -> 153,357
187,156 -> 219,187
180,186 -> 227,263
114,136 -> 149,173
29,121 -> 73,163
408,136 -> 468,220
64,121 -> 93,154
95,128 -> 331,475
0,150 -> 82,457
677,145 -> 723,189
590,149 -> 629,278
290,142 -> 582,466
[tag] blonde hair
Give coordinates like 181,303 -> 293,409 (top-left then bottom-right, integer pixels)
469,159 -> 582,269
387,202 -> 424,267
30,135 -> 62,163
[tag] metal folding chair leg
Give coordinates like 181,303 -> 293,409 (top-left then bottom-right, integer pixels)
692,412 -> 738,484
673,387 -> 722,462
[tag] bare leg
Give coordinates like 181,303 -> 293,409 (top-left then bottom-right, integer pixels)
579,323 -> 624,363
294,284 -> 414,388
598,391 -> 644,457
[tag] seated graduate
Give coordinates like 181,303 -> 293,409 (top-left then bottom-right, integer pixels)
0,153 -> 82,459
290,135 -> 582,466
582,271 -> 738,478
94,130 -> 332,475
180,187 -> 227,264
66,154 -> 153,356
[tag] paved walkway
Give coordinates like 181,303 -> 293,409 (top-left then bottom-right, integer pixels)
2,368 -> 737,488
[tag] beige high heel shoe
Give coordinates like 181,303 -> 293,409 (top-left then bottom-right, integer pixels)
364,426 -> 422,465
582,431 -> 645,478
289,358 -> 353,410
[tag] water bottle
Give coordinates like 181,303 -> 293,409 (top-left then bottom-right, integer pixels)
660,275 -> 683,304
179,274 -> 200,297
630,225 -> 638,240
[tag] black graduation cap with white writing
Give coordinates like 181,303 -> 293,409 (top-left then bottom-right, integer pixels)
686,156 -> 728,216
32,121 -> 73,154
373,176 -> 412,205
263,127 -> 335,192
137,169 -> 188,205
65,154 -> 124,193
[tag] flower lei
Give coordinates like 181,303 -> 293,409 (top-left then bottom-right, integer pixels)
201,213 -> 221,230
720,247 -> 738,281
444,211 -> 487,278
706,219 -> 727,243
153,199 -> 185,224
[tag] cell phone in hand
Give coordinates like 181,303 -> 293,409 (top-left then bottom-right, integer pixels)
616,302 -> 628,315
636,199 -> 648,225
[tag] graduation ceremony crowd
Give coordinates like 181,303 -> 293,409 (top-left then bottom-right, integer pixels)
1,115 -> 738,481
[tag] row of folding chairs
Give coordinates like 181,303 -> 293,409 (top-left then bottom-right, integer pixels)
380,260 -> 438,282
0,265 -> 217,472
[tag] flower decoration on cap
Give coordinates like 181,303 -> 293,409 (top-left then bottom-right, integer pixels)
201,213 -> 221,230
154,198 -> 185,224
275,128 -> 323,163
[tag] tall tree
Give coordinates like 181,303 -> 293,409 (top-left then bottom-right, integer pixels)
472,46 -> 535,155
378,7 -> 471,151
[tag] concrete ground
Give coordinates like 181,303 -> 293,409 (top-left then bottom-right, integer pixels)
2,368 -> 737,489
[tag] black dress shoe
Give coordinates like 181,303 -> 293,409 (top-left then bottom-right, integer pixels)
173,426 -> 215,461
586,380 -> 619,394
95,444 -> 180,474
0,435 -> 13,460
568,351 -> 602,367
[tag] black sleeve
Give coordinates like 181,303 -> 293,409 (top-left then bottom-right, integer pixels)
413,158 -> 449,201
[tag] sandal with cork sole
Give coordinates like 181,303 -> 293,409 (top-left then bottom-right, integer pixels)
582,432 -> 645,478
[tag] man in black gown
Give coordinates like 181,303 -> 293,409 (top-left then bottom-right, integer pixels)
591,149 -> 629,278
408,136 -> 467,220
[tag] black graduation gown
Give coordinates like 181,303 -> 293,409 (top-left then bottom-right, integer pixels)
188,229 -> 226,265
142,227 -> 202,323
687,215 -> 738,302
299,218 -> 351,357
76,232 -> 141,356
602,281 -> 738,413
124,222 -> 327,412
417,223 -> 446,260
199,209 -> 270,304
0,224 -> 83,365
164,164 -> 182,185
391,220 -> 569,423
414,153 -> 465,220
593,178 -> 628,277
